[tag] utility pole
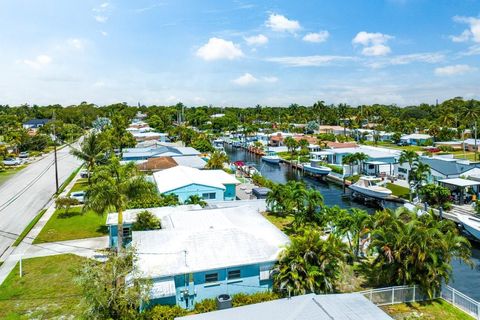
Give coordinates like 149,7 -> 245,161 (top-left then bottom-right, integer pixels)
53,111 -> 59,193
475,121 -> 478,162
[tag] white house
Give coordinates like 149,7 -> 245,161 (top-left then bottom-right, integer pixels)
400,133 -> 432,146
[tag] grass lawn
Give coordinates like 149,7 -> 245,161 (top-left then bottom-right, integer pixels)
0,254 -> 85,319
364,142 -> 424,153
0,165 -> 27,186
34,207 -> 108,244
13,209 -> 47,246
452,151 -> 478,161
67,178 -> 88,195
381,299 -> 473,320
263,212 -> 294,232
386,183 -> 410,199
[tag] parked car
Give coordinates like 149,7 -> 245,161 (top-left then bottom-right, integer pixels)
19,152 -> 29,158
70,191 -> 86,204
2,158 -> 21,166
80,170 -> 90,179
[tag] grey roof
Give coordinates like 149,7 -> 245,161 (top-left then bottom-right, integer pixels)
420,156 -> 477,177
172,156 -> 207,169
177,293 -> 392,320
122,146 -> 201,160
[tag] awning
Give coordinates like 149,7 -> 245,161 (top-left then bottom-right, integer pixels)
439,178 -> 480,188
151,278 -> 176,298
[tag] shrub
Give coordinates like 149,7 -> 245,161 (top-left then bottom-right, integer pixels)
317,133 -> 336,142
128,194 -> 179,209
145,305 -> 187,320
133,210 -> 161,231
193,298 -> 217,313
419,184 -> 451,208
232,291 -> 280,307
55,196 -> 79,215
438,145 -> 454,152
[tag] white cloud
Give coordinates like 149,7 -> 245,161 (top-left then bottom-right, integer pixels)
352,31 -> 393,56
302,31 -> 329,43
196,37 -> 244,61
266,13 -> 301,32
366,52 -> 445,68
262,76 -> 278,83
101,31 -> 108,36
67,38 -> 86,50
244,34 -> 268,46
95,15 -> 108,23
267,55 -> 355,67
451,16 -> 480,43
22,55 -> 52,69
233,73 -> 258,86
435,64 -> 476,76
461,45 -> 480,56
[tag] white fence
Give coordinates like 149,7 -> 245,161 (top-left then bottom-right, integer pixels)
360,285 -> 480,319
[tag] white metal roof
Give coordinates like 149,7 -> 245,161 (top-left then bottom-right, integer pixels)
172,156 -> 207,169
132,205 -> 290,278
400,133 -> 432,140
150,278 -> 176,298
153,166 -> 239,193
178,293 -> 392,320
439,178 -> 480,188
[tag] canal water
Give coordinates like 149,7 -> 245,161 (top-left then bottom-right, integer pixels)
225,145 -> 480,300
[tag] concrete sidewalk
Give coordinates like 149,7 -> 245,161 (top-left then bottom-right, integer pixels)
0,167 -> 107,284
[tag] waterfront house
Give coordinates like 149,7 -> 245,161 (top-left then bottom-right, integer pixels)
177,292 -> 392,320
434,140 -> 464,151
419,155 -> 480,182
131,131 -> 169,143
317,125 -> 350,135
310,146 -> 400,176
354,129 -> 393,142
400,133 -> 432,146
152,166 -> 239,202
122,145 -> 201,162
128,205 -> 290,309
463,139 -> 480,152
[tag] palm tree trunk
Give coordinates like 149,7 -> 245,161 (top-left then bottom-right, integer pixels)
117,208 -> 123,253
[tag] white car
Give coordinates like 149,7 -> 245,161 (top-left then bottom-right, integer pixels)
3,158 -> 21,166
70,191 -> 86,204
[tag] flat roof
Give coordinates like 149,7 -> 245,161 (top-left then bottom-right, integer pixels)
132,205 -> 290,277
439,178 -> 480,187
178,293 -> 392,320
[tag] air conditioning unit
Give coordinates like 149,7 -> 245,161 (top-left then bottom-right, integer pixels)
216,294 -> 232,310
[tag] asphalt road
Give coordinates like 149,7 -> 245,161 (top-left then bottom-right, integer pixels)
0,145 -> 81,257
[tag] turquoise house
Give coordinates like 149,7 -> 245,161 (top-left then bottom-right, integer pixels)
153,166 -> 239,202
130,205 -> 290,310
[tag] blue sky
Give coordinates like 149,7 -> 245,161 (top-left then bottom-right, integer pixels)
0,0 -> 479,107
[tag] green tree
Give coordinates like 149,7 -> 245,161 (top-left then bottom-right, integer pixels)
419,184 -> 451,208
399,150 -> 419,201
273,229 -> 346,296
206,151 -> 229,169
85,157 -> 157,251
75,247 -> 151,319
70,132 -> 105,183
184,194 -> 207,207
133,210 -> 161,231
284,136 -> 298,158
369,208 -> 471,297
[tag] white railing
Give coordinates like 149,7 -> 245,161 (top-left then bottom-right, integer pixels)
360,285 -> 480,319
442,285 -> 480,319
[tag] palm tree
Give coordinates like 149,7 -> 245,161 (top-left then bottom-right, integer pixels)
409,162 -> 430,199
85,157 -> 157,252
184,194 -> 207,207
369,208 -> 471,297
399,150 -> 419,200
284,137 -> 298,158
206,151 -> 229,169
353,152 -> 369,175
273,228 -> 346,296
70,132 -> 105,183
342,154 -> 355,177
332,208 -> 371,260
293,189 -> 324,228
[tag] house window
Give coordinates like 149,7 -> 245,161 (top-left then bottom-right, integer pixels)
122,227 -> 131,237
205,273 -> 218,283
202,193 -> 216,200
228,270 -> 241,280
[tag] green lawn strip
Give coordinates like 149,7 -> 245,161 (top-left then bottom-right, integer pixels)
263,212 -> 294,232
386,183 -> 410,198
67,178 -> 88,195
56,166 -> 82,195
0,254 -> 85,319
33,207 -> 107,244
381,299 -> 473,320
12,209 -> 47,247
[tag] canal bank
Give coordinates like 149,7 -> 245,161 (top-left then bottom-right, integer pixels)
225,145 -> 480,301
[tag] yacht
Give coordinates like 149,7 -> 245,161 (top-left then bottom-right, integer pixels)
457,214 -> 480,242
261,150 -> 281,164
212,139 -> 225,152
349,176 -> 392,199
303,159 -> 332,176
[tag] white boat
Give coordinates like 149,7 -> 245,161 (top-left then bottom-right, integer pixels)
261,150 -> 281,164
457,214 -> 480,241
349,176 -> 392,199
212,139 -> 225,152
303,159 -> 332,176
